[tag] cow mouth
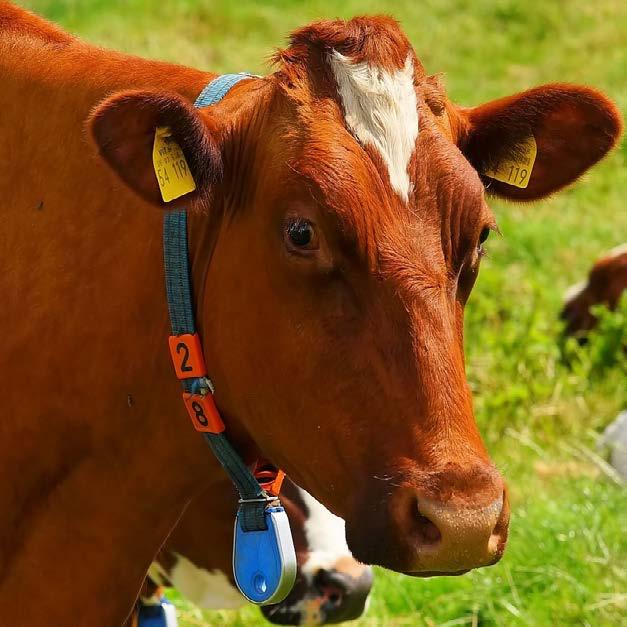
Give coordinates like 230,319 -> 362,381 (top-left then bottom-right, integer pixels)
261,605 -> 307,625
403,568 -> 470,577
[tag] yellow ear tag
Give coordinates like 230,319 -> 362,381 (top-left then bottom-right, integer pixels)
484,136 -> 537,189
152,127 -> 196,202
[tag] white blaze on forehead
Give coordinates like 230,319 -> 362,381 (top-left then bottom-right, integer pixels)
328,51 -> 419,202
299,487 -> 351,576
168,553 -> 245,610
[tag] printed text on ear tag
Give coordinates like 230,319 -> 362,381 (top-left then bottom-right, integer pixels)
484,136 -> 537,189
152,127 -> 196,202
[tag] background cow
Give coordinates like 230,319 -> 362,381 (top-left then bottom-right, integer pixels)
561,244 -> 627,338
138,478 -> 372,625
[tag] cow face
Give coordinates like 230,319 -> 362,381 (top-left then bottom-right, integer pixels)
561,244 -> 627,338
89,16 -> 621,575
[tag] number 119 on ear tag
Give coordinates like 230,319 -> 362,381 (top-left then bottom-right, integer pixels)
233,506 -> 297,605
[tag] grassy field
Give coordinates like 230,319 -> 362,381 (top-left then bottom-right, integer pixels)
21,0 -> 627,624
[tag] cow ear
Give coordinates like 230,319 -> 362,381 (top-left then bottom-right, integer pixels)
88,90 -> 222,208
456,84 -> 622,201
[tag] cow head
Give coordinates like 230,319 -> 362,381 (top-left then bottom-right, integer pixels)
89,16 -> 621,575
561,244 -> 627,338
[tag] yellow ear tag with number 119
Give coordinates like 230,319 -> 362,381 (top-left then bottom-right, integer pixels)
152,126 -> 196,202
483,136 -> 537,189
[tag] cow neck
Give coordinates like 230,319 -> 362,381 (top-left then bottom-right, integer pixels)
163,75 -> 285,536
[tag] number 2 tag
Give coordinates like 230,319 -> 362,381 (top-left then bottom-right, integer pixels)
168,333 -> 206,379
484,136 -> 537,189
233,506 -> 297,605
153,127 -> 196,202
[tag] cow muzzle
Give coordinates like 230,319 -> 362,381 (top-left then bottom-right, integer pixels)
403,490 -> 509,575
260,560 -> 373,625
346,463 -> 509,574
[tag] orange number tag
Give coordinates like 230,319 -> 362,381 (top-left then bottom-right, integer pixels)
253,461 -> 286,497
182,392 -> 225,433
168,333 -> 207,379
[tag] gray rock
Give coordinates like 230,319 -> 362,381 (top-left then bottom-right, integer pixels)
599,410 -> 627,481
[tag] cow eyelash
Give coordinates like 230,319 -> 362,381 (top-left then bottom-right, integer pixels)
477,225 -> 497,258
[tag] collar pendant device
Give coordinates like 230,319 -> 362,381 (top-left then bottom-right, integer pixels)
162,73 -> 297,605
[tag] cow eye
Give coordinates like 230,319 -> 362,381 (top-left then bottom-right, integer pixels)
476,227 -> 491,257
285,218 -> 318,252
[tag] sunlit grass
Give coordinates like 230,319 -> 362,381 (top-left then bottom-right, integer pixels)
18,1 -> 627,624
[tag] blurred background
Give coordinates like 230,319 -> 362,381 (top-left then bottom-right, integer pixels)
21,1 -> 626,624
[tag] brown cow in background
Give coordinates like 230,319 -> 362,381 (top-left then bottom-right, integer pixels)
561,244 -> 627,338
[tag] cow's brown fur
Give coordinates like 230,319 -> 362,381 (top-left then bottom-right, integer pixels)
1,4 -> 621,625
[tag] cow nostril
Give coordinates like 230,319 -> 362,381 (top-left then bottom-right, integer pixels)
487,490 -> 510,561
324,586 -> 343,609
414,509 -> 442,548
314,569 -> 346,609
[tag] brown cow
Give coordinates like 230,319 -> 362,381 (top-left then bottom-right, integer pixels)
137,478 -> 372,625
561,244 -> 627,338
1,3 -> 621,625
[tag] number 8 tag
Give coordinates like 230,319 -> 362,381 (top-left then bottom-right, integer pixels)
182,392 -> 224,433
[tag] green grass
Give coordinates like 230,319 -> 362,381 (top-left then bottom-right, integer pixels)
19,0 -> 627,624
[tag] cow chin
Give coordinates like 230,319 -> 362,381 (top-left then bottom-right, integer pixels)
405,569 -> 470,578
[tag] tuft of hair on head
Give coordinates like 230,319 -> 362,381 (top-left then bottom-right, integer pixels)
272,16 -> 425,204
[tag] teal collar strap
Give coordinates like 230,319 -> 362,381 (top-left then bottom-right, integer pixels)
162,73 -> 297,605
